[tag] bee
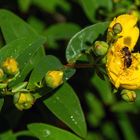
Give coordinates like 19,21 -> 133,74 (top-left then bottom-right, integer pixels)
122,46 -> 132,68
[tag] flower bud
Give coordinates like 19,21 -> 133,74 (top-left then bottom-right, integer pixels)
2,57 -> 19,75
93,41 -> 109,56
45,71 -> 63,88
14,92 -> 35,110
112,23 -> 122,34
121,89 -> 136,102
0,68 -> 4,82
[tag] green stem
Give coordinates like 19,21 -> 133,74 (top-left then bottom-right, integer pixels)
64,63 -> 104,69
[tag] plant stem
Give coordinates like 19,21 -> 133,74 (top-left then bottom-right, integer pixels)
64,63 -> 94,68
64,63 -> 103,68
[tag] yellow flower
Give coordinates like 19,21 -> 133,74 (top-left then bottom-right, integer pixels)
45,71 -> 63,88
106,14 -> 140,90
107,14 -> 139,51
2,57 -> 19,75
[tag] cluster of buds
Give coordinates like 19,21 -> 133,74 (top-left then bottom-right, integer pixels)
0,57 -> 64,110
14,70 -> 64,110
13,70 -> 64,110
0,58 -> 35,110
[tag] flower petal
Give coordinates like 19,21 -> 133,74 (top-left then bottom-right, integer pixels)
107,14 -> 139,50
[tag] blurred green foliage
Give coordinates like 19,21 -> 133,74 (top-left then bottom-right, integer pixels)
0,0 -> 139,140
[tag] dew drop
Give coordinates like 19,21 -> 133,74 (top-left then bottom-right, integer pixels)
74,121 -> 78,125
42,130 -> 51,137
70,116 -> 78,125
70,116 -> 74,119
29,43 -> 32,46
65,77 -> 68,80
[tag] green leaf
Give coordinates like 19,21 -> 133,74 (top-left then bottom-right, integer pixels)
86,92 -> 105,117
45,23 -> 81,40
0,37 -> 39,62
0,10 -> 46,85
44,23 -> 81,48
87,132 -> 103,140
0,37 -> 46,87
118,113 -> 138,140
28,123 -> 82,140
28,55 -> 76,89
63,67 -> 76,81
86,93 -> 105,126
32,0 -> 70,13
0,9 -> 39,43
91,73 -> 115,105
28,55 -> 63,88
15,130 -> 35,137
80,0 -> 113,22
102,122 -> 120,140
10,37 -> 46,86
66,22 -> 109,63
0,36 -> 45,87
0,98 -> 4,111
43,83 -> 87,138
0,131 -> 16,140
111,102 -> 138,113
18,0 -> 32,12
28,16 -> 45,34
